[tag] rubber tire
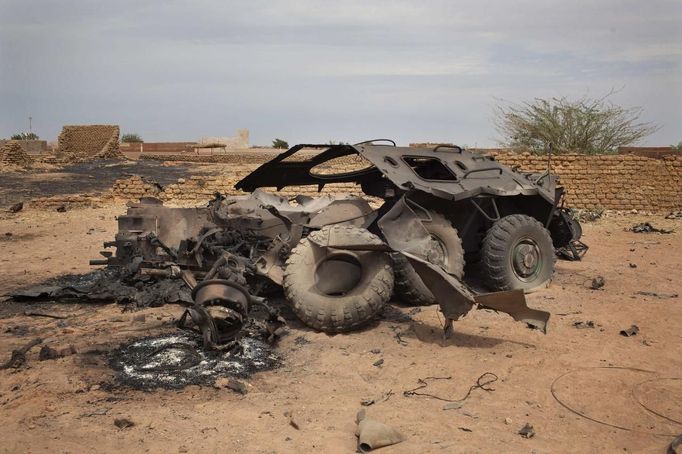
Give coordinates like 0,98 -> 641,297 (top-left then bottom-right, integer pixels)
283,225 -> 394,333
481,214 -> 556,292
392,212 -> 465,306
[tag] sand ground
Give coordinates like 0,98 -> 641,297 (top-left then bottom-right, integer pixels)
0,206 -> 680,453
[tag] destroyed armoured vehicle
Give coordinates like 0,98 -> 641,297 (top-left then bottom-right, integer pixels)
94,141 -> 585,340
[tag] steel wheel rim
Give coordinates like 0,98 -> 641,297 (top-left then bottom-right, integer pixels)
510,237 -> 542,282
426,234 -> 448,268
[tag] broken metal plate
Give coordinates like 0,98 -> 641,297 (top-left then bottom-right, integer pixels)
474,290 -> 550,333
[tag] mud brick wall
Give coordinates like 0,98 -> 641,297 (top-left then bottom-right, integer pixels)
139,152 -> 281,164
109,152 -> 682,212
0,141 -> 34,168
0,139 -> 48,155
29,193 -> 107,209
110,172 -> 366,205
57,125 -> 121,161
491,152 -> 682,212
199,129 -> 249,148
618,146 -> 681,159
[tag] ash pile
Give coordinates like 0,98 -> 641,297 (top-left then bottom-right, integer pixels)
11,253 -> 286,389
109,332 -> 280,390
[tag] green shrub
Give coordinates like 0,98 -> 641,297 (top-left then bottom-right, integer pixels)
121,133 -> 143,143
10,132 -> 39,140
272,138 -> 289,149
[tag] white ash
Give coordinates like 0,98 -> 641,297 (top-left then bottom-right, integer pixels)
109,332 -> 280,389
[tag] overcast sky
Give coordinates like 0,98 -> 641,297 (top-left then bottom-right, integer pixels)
1,0 -> 680,146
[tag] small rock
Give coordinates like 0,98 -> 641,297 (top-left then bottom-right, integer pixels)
370,348 -> 381,354
620,325 -> 640,337
82,407 -> 110,417
504,417 -> 512,425
114,418 -> 135,429
443,401 -> 464,410
284,411 -> 300,430
361,398 -> 375,406
518,423 -> 535,438
213,377 -> 248,394
8,202 -> 23,213
573,321 -> 595,329
56,205 -> 67,213
629,263 -> 637,268
590,276 -> 605,290
226,379 -> 247,395
39,345 -> 60,361
373,358 -> 384,367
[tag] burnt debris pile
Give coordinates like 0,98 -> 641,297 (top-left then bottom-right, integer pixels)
10,268 -> 193,307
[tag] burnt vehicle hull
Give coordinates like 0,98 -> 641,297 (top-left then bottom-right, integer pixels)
237,142 -> 585,290
95,141 -> 586,341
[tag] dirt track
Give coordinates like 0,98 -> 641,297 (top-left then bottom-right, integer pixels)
0,206 -> 680,453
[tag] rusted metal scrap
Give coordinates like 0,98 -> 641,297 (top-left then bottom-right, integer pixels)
628,222 -> 673,234
85,140 -> 588,344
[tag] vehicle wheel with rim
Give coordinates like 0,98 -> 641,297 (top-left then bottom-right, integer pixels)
392,212 -> 465,306
481,214 -> 555,292
283,225 -> 394,333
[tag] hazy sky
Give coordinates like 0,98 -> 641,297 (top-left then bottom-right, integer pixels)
1,0 -> 680,146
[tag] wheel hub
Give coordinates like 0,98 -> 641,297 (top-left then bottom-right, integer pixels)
512,239 -> 541,280
426,235 -> 448,268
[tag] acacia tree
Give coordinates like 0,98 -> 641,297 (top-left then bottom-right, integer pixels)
11,132 -> 39,140
272,138 -> 289,149
494,93 -> 659,154
121,133 -> 143,143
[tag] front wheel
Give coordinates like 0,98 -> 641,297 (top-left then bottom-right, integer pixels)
481,214 -> 555,292
392,211 -> 464,306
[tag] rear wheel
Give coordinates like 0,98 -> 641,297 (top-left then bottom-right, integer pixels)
283,226 -> 394,332
481,214 -> 555,292
392,212 -> 465,306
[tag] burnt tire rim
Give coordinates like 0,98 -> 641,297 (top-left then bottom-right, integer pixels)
511,237 -> 542,282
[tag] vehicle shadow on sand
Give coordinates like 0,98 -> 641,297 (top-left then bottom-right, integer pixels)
411,321 -> 537,349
